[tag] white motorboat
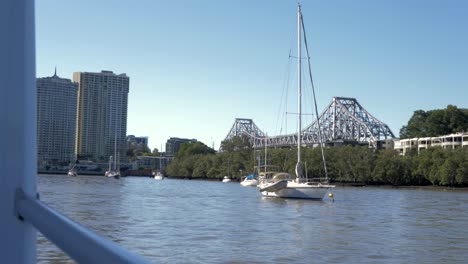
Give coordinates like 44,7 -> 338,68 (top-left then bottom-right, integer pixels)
153,171 -> 164,180
240,174 -> 259,187
222,176 -> 231,183
257,4 -> 334,200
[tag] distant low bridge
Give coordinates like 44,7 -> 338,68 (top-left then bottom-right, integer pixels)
223,97 -> 395,149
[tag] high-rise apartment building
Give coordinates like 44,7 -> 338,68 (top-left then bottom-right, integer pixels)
165,137 -> 198,156
37,71 -> 78,165
73,70 -> 129,162
127,135 -> 149,147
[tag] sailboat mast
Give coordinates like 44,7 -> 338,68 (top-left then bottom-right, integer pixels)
159,144 -> 162,171
297,4 -> 302,179
264,135 -> 267,173
113,130 -> 117,170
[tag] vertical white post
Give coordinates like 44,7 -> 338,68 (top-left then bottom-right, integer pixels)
0,0 -> 37,262
297,4 -> 302,165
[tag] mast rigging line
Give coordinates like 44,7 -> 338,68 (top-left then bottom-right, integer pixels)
300,8 -> 329,181
275,50 -> 294,136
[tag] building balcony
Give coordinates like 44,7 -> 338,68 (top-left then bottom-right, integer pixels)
441,141 -> 462,148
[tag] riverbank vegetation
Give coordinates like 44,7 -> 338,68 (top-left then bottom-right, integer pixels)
167,105 -> 468,186
166,137 -> 468,186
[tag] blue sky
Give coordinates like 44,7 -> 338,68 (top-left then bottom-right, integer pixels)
36,0 -> 468,150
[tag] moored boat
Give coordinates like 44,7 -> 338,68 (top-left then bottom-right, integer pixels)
67,166 -> 77,177
240,174 -> 259,187
153,171 -> 164,180
257,4 -> 334,200
222,176 -> 231,183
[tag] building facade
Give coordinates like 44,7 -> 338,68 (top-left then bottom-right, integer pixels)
394,132 -> 468,155
37,71 -> 78,165
127,135 -> 149,148
165,137 -> 198,157
73,70 -> 129,162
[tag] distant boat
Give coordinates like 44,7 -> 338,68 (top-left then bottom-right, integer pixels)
257,4 -> 334,200
105,155 -> 120,178
153,171 -> 164,180
153,150 -> 164,180
222,176 -> 231,183
240,174 -> 258,187
105,107 -> 121,178
67,165 -> 77,177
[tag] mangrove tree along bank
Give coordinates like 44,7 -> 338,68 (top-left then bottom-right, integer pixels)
166,141 -> 468,186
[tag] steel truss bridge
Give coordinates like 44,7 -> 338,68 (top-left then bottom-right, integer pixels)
223,97 -> 395,149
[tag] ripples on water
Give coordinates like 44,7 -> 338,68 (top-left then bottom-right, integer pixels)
37,175 -> 468,263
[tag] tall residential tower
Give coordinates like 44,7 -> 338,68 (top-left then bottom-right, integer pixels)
73,70 -> 129,162
37,71 -> 78,166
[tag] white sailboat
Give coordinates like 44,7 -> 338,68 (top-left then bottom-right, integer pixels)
257,4 -> 335,200
68,165 -> 77,177
105,91 -> 121,179
153,156 -> 164,180
105,119 -> 120,178
105,155 -> 120,178
153,150 -> 164,180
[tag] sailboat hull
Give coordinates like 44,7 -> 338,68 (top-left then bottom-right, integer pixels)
260,182 -> 333,200
258,180 -> 288,192
105,171 -> 120,178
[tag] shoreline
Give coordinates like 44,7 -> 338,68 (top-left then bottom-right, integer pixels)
37,173 -> 468,191
333,182 -> 468,191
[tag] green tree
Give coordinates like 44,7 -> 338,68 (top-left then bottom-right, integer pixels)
374,149 -> 410,185
412,149 -> 433,185
207,154 -> 224,178
176,142 -> 215,159
400,105 -> 468,138
400,110 -> 428,138
439,153 -> 458,186
455,152 -> 468,185
220,135 -> 252,152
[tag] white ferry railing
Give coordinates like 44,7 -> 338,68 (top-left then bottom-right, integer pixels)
15,189 -> 150,264
1,0 -> 150,263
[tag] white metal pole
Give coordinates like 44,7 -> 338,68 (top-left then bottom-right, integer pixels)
297,4 -> 302,164
0,0 -> 37,262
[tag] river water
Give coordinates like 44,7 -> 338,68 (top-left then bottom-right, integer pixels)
37,174 -> 468,263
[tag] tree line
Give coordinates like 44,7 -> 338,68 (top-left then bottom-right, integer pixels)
400,105 -> 468,138
165,137 -> 468,186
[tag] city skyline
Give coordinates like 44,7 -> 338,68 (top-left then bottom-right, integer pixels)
36,0 -> 468,150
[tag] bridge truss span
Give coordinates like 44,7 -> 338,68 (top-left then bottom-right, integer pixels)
222,97 -> 395,149
303,97 -> 395,147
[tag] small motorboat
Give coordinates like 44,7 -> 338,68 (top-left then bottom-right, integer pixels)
240,174 -> 258,187
222,176 -> 231,183
153,171 -> 164,180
